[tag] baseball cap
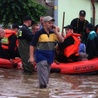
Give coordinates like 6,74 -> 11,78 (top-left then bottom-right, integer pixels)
43,16 -> 55,22
12,23 -> 19,29
23,15 -> 32,21
79,10 -> 86,16
63,25 -> 73,29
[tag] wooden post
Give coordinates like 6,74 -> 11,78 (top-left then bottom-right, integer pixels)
62,12 -> 65,33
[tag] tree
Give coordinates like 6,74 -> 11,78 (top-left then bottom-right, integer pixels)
0,0 -> 47,27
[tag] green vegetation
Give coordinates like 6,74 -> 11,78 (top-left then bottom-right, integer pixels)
0,0 -> 47,27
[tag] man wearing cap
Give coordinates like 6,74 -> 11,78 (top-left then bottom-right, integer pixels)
86,23 -> 98,59
70,10 -> 89,43
29,16 -> 64,89
17,15 -> 34,74
55,25 -> 81,62
1,23 -> 19,59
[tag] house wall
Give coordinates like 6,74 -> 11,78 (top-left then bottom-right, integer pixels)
54,0 -> 98,31
95,2 -> 98,25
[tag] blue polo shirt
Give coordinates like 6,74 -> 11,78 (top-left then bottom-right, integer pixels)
30,28 -> 58,64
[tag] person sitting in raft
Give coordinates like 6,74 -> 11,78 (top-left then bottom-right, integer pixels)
55,25 -> 81,63
78,36 -> 88,61
0,28 -> 10,59
0,27 -> 19,67
0,28 -> 5,47
86,23 -> 98,59
1,23 -> 20,59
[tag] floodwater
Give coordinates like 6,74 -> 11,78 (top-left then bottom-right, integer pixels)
0,68 -> 98,98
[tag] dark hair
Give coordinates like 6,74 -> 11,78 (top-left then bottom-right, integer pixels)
86,23 -> 94,31
63,25 -> 73,29
23,15 -> 32,21
79,10 -> 86,17
94,25 -> 98,32
12,23 -> 19,29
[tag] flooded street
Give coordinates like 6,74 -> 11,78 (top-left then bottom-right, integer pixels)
0,68 -> 98,98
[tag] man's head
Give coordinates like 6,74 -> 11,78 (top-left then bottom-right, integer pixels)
12,23 -> 19,32
0,28 -> 5,39
86,23 -> 94,33
32,24 -> 40,34
79,10 -> 86,21
40,16 -> 45,26
23,15 -> 33,27
43,16 -> 55,30
63,25 -> 73,34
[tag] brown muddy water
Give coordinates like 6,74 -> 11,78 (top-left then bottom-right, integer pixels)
0,68 -> 98,98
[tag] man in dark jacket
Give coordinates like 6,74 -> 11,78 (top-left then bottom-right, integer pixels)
17,15 -> 34,74
70,10 -> 89,43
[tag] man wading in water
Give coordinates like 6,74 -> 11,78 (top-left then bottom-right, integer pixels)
29,16 -> 64,89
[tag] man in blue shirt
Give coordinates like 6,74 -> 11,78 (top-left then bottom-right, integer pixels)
29,16 -> 64,89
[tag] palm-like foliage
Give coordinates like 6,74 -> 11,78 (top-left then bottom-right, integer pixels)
0,0 -> 47,26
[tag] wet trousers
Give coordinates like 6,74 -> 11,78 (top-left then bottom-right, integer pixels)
18,39 -> 34,74
37,60 -> 51,86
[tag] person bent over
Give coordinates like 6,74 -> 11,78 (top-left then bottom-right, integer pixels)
70,10 -> 89,43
